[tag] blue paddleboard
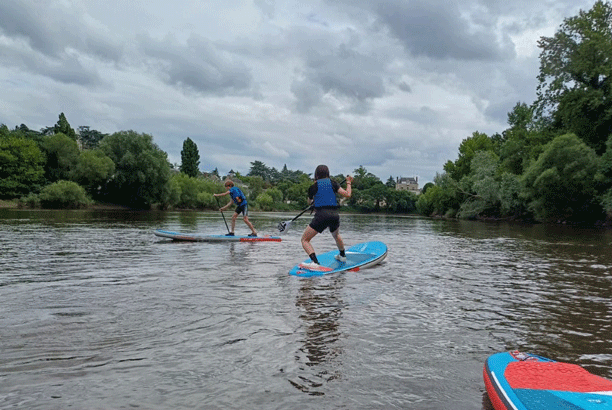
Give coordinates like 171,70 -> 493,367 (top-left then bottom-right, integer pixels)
289,241 -> 387,277
154,229 -> 281,242
484,351 -> 612,410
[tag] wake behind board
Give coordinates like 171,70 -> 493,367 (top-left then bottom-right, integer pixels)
289,241 -> 387,277
484,351 -> 612,410
154,229 -> 281,242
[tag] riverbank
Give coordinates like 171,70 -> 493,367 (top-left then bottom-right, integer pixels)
0,200 -> 133,211
0,200 -> 17,208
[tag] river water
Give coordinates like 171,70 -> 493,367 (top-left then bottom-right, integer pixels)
1,209 -> 611,409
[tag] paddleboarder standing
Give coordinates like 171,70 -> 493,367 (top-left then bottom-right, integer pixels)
300,165 -> 353,269
214,180 -> 257,237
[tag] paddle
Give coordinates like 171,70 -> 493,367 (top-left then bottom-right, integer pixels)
215,196 -> 231,234
277,204 -> 313,234
277,178 -> 347,234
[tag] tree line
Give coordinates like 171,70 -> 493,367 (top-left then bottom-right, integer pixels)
1,114 -> 418,212
416,1 -> 612,225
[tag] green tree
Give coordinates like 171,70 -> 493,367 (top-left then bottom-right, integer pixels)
499,172 -> 525,218
99,130 -> 172,208
285,176 -> 311,207
457,151 -> 501,219
41,133 -> 80,183
523,133 -> 603,222
243,175 -> 264,201
39,180 -> 91,209
535,0 -> 612,154
443,131 -> 494,181
12,124 -> 44,144
78,126 -> 107,150
359,183 -> 389,212
265,187 -> 283,204
421,182 -> 434,195
180,137 -> 200,177
499,102 -> 549,175
351,166 -> 380,190
70,149 -> 115,197
598,133 -> 612,216
256,192 -> 274,211
416,173 -> 459,217
171,173 -> 208,208
249,160 -> 271,181
387,189 -> 417,213
0,132 -> 45,198
385,176 -> 396,188
53,113 -> 76,140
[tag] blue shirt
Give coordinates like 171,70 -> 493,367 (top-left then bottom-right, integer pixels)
229,186 -> 247,206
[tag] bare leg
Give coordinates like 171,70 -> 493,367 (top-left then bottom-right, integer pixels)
301,226 -> 318,256
243,216 -> 257,234
331,228 -> 345,252
231,213 -> 238,233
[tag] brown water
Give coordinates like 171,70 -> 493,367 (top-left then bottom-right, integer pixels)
1,209 -> 611,409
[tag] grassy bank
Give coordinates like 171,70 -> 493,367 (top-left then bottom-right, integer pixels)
0,199 -> 18,208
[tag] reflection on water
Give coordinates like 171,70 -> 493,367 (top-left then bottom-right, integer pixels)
1,210 -> 612,409
292,276 -> 346,395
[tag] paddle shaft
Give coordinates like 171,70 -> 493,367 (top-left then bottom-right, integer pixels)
290,205 -> 313,222
215,196 -> 231,234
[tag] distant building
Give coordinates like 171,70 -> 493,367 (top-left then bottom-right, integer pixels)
396,176 -> 420,194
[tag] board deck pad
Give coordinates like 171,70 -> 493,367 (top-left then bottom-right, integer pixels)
154,229 -> 281,242
289,241 -> 387,277
484,351 -> 612,410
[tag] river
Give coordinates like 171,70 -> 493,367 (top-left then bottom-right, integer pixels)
1,209 -> 611,409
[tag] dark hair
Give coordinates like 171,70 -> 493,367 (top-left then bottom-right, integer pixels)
314,165 -> 330,180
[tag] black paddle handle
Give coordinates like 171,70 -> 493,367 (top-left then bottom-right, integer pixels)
291,205 -> 313,222
215,196 -> 231,234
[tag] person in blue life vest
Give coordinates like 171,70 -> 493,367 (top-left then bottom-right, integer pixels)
213,179 -> 257,237
300,165 -> 353,269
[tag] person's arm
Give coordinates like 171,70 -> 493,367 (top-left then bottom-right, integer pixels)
221,199 -> 233,210
307,183 -> 316,205
213,190 -> 229,197
338,176 -> 353,198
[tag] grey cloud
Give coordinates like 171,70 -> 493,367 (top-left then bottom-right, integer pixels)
0,2 -> 56,55
0,1 -> 122,62
0,42 -> 102,86
292,43 -> 387,112
254,0 -> 275,19
290,79 -> 324,113
384,106 -> 442,126
43,56 -> 103,86
373,0 -> 515,61
139,34 -> 253,96
398,81 -> 412,92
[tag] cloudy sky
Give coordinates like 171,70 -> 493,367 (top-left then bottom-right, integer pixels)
0,0 -> 597,184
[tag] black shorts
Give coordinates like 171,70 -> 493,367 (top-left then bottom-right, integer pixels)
309,208 -> 340,233
235,204 -> 248,216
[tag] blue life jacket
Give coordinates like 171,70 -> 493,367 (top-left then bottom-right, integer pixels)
229,187 -> 247,206
313,178 -> 338,208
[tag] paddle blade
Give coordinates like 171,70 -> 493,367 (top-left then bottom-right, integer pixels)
277,220 -> 290,233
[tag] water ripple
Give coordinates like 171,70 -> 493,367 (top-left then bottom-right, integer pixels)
1,211 -> 612,409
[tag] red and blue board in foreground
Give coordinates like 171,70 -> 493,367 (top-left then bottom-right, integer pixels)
484,351 -> 612,410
